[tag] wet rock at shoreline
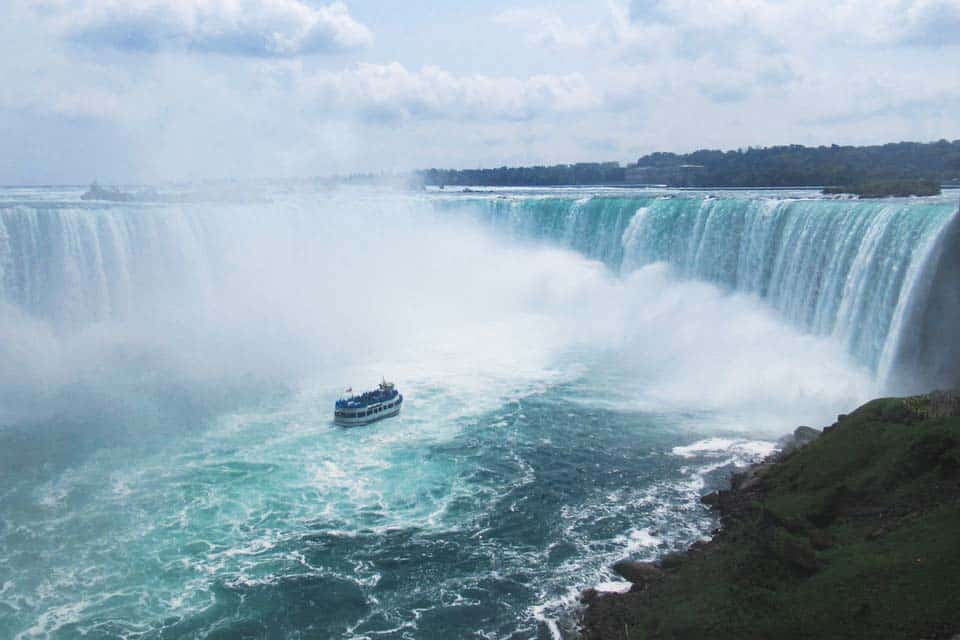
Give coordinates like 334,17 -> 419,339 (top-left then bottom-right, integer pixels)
612,560 -> 664,589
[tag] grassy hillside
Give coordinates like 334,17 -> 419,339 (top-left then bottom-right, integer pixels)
582,393 -> 960,639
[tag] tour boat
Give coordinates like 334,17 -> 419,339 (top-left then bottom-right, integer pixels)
334,380 -> 403,426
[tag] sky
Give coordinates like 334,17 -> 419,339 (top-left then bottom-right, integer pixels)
1,0 -> 959,184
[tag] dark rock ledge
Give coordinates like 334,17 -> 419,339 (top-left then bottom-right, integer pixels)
579,393 -> 960,640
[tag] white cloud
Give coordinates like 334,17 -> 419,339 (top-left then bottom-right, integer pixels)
48,89 -> 123,119
55,0 -> 372,56
494,9 -> 597,48
495,3 -> 645,55
854,0 -> 960,46
501,1 -> 960,62
629,0 -> 960,50
296,62 -> 602,121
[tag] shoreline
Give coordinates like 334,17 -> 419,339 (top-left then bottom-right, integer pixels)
579,392 -> 960,639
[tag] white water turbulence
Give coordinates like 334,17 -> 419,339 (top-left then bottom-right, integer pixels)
0,186 -> 952,638
440,192 -> 958,385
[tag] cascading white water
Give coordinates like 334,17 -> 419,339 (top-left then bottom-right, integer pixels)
440,192 -> 958,384
0,187 -> 909,430
1,190 -> 956,400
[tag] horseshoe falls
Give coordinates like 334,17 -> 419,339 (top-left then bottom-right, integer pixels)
438,193 -> 958,384
0,186 -> 956,639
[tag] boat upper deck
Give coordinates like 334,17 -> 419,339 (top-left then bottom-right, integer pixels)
336,382 -> 400,410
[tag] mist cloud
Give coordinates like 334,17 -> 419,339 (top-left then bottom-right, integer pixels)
0,196 -> 877,434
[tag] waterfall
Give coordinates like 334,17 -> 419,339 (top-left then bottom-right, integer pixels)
0,203 -> 221,328
887,211 -> 960,392
438,193 -> 958,383
433,195 -> 644,266
1,190 -> 956,390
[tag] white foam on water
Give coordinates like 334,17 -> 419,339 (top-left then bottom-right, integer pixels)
617,527 -> 661,555
672,438 -> 777,462
594,581 -> 633,594
16,601 -> 88,639
528,429 -> 782,634
530,589 -> 579,640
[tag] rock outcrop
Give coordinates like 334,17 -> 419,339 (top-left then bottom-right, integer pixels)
580,393 -> 960,639
611,560 -> 663,591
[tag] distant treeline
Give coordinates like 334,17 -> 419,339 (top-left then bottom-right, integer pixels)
415,140 -> 960,188
823,178 -> 942,198
417,162 -> 626,187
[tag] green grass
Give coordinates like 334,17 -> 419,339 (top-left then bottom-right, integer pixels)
586,395 -> 960,640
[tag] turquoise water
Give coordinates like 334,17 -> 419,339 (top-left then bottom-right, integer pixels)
435,192 -> 957,376
1,365 -> 778,639
0,187 -> 953,638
